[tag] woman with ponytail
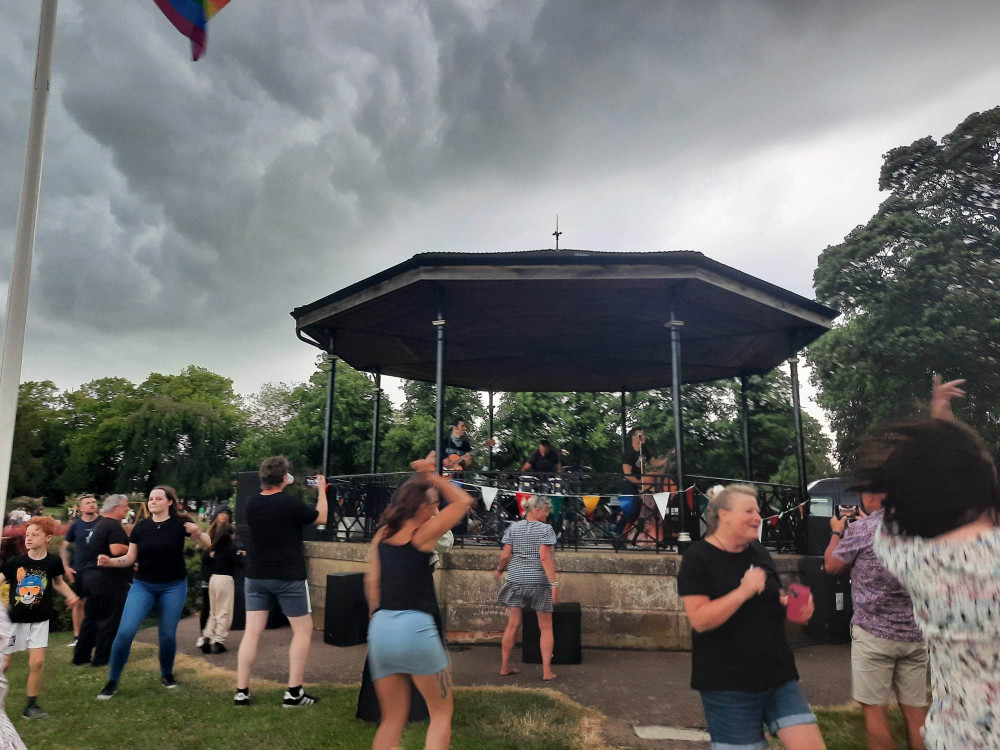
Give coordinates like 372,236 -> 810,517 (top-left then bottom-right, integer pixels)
364,456 -> 474,750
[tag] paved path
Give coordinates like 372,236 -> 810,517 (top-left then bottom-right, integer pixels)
142,617 -> 852,749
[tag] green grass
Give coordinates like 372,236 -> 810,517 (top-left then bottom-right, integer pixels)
762,705 -> 912,750
7,632 -> 603,750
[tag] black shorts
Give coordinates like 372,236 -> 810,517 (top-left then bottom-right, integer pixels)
70,577 -> 86,597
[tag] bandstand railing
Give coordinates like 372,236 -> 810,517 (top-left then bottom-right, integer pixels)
310,471 -> 808,554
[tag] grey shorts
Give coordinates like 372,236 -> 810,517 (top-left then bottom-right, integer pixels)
244,578 -> 311,618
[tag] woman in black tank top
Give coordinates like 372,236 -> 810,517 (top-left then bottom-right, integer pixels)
364,458 -> 474,750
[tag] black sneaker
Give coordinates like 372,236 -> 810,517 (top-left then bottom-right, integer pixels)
22,705 -> 48,719
212,642 -> 227,654
233,689 -> 252,707
200,639 -> 212,654
161,674 -> 178,689
282,689 -> 318,707
97,681 -> 118,700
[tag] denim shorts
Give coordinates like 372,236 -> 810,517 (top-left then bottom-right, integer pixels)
244,578 -> 311,618
367,609 -> 449,682
700,680 -> 817,750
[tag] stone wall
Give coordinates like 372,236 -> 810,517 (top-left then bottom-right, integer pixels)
305,541 -> 806,650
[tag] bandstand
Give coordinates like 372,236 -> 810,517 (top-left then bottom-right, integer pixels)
290,250 -> 838,648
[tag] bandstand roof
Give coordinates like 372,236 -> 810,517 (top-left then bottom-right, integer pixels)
291,250 -> 838,392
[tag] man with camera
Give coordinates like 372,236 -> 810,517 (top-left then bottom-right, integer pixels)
824,493 -> 928,750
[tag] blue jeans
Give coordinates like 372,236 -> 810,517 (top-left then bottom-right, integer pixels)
700,680 -> 817,750
109,578 -> 187,681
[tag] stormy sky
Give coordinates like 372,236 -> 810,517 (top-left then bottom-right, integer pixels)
1,0 -> 998,416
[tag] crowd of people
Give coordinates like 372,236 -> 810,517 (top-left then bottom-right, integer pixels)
0,374 -> 995,750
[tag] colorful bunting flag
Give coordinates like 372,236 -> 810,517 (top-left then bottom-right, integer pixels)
480,486 -> 498,512
515,491 -> 531,517
549,495 -> 565,518
582,495 -> 601,518
154,0 -> 232,61
652,492 -> 671,519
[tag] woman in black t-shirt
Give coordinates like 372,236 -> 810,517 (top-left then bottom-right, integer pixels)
95,486 -> 210,699
678,484 -> 825,750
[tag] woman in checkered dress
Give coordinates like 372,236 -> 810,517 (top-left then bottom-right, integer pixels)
495,495 -> 560,680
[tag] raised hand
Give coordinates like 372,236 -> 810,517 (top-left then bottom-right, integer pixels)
931,374 -> 966,421
738,565 -> 767,599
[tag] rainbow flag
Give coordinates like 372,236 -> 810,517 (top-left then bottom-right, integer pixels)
153,0 -> 231,61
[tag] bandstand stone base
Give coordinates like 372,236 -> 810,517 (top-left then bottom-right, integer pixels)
306,541 -> 808,650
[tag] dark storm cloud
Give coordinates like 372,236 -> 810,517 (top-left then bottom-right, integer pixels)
0,0 -> 998,393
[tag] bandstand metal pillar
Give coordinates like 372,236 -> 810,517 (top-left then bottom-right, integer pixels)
788,354 -> 809,501
740,374 -> 754,481
668,306 -> 688,545
370,370 -> 382,473
322,340 -> 337,476
433,290 -> 446,475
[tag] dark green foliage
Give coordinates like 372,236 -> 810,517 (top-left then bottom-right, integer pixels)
809,107 -> 1000,464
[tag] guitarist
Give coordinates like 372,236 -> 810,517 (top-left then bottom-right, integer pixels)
440,418 -> 474,471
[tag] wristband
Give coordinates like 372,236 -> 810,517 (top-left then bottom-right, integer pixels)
831,530 -> 843,538
550,581 -> 560,587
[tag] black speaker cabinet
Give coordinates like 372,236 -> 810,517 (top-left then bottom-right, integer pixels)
806,516 -> 833,556
801,556 -> 852,643
522,602 -> 582,665
356,657 -> 429,723
324,573 -> 368,647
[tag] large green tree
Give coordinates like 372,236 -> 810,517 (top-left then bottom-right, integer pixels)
233,357 -> 387,476
8,381 -> 68,503
809,107 -> 1000,463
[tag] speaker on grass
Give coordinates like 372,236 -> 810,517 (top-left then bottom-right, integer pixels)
521,602 -> 582,665
356,659 -> 429,723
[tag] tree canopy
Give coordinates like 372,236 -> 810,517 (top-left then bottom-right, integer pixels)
809,107 -> 1000,463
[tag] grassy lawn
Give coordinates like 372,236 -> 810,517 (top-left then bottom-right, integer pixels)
7,632 -> 604,750
5,632 -> 902,749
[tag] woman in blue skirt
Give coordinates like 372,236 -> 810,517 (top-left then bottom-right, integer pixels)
364,457 -> 473,750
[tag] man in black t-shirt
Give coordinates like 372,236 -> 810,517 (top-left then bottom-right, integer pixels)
60,493 -> 100,645
73,495 -> 131,667
235,455 -> 327,708
521,439 -> 562,473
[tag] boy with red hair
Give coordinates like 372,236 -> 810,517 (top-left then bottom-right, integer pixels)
0,515 -> 79,719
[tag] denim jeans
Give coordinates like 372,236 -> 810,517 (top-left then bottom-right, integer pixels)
109,578 -> 188,681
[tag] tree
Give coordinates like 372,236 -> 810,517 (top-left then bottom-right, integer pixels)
233,357 -> 387,476
8,381 -> 68,503
60,377 -> 138,495
116,366 -> 246,500
809,107 -> 1000,463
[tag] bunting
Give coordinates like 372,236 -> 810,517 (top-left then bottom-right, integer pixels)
154,0 -> 232,60
582,495 -> 601,518
480,486 -> 498,511
652,492 -> 670,518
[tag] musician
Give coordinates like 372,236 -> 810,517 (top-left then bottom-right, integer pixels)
521,440 -> 562,473
622,428 -> 671,491
440,418 -> 473,471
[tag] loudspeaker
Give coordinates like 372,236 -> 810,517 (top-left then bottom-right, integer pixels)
234,471 -> 259,545
356,658 -> 429,723
324,573 -> 368,646
806,516 -> 832,556
801,556 -> 852,643
522,602 -> 582,664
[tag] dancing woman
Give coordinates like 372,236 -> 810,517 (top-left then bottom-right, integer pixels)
96,486 -> 210,698
364,458 -> 473,750
495,494 -> 559,680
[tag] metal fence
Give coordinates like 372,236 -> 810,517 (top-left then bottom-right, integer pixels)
310,471 -> 808,554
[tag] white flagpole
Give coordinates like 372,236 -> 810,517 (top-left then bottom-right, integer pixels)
0,0 -> 59,521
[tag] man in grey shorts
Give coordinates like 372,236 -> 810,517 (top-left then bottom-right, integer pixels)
235,456 -> 327,707
825,492 -> 928,750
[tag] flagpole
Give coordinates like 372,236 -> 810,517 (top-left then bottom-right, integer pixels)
0,0 -> 59,520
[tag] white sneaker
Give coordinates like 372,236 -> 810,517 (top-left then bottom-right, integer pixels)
67,639 -> 78,648
195,636 -> 206,649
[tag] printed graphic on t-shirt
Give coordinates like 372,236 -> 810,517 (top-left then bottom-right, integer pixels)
13,568 -> 47,609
